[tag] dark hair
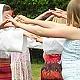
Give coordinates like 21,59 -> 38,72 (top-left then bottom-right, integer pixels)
3,5 -> 11,12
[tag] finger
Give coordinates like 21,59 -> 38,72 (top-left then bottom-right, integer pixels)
5,14 -> 13,19
52,12 -> 62,17
14,15 -> 21,20
14,17 -> 18,20
55,8 -> 63,12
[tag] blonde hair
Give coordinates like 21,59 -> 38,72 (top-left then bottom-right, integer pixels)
67,0 -> 80,28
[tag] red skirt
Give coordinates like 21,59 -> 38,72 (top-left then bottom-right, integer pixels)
0,58 -> 12,80
43,54 -> 61,63
41,54 -> 63,80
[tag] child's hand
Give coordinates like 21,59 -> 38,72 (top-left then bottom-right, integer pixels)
5,14 -> 13,20
7,18 -> 18,27
14,15 -> 27,23
52,9 -> 67,19
14,15 -> 25,21
43,10 -> 54,17
36,36 -> 43,43
0,19 -> 9,29
14,15 -> 33,24
52,11 -> 62,18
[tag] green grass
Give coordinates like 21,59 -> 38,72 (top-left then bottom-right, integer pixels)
31,63 -> 43,80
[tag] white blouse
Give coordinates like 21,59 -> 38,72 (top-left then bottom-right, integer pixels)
0,27 -> 43,51
43,37 -> 66,54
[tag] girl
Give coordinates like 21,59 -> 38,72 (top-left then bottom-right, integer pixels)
35,37 -> 65,80
0,4 -> 12,80
10,11 -> 66,80
8,0 -> 80,80
35,12 -> 66,80
0,4 -> 32,80
0,4 -> 46,80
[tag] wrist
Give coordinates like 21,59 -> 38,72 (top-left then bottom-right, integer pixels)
30,19 -> 36,24
29,19 -> 34,23
25,18 -> 34,24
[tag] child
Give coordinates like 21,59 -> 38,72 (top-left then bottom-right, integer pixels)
0,4 -> 44,80
0,4 -> 32,80
35,36 -> 65,80
8,0 -> 80,80
0,4 -> 12,80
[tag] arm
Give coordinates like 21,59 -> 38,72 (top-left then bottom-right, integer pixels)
43,37 -> 65,54
36,36 -> 43,43
14,15 -> 58,28
45,15 -> 54,21
14,10 -> 54,22
27,37 -> 43,49
35,10 -> 54,20
19,18 -> 66,28
23,29 -> 43,43
15,16 -> 60,28
52,10 -> 67,19
2,14 -> 15,28
0,20 -> 8,29
13,14 -> 54,28
23,30 -> 43,49
23,30 -> 38,39
14,11 -> 67,28
9,18 -> 80,40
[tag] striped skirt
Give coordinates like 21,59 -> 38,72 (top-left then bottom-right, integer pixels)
0,58 -> 12,80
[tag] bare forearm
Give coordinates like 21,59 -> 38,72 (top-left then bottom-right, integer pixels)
35,14 -> 45,20
35,10 -> 53,20
28,19 -> 57,28
0,20 -> 8,29
10,18 -> 80,40
16,22 -> 66,39
45,15 -> 54,21
16,22 -> 52,37
17,22 -> 80,40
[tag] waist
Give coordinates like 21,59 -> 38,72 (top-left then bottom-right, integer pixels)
43,53 -> 61,63
62,49 -> 80,61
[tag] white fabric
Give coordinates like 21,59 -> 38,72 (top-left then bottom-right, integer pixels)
0,4 -> 24,53
43,37 -> 66,54
62,40 -> 80,80
0,27 -> 42,52
0,4 -> 4,21
0,27 -> 23,52
27,37 -> 43,49
62,60 -> 80,80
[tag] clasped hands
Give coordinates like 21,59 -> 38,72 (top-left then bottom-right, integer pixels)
4,14 -> 32,27
4,9 -> 67,27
